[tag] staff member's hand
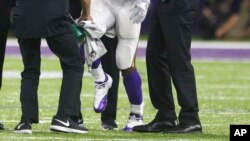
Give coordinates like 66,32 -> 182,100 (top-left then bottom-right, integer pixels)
79,0 -> 92,22
77,12 -> 93,24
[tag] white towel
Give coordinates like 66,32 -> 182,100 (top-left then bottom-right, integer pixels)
78,21 -> 107,71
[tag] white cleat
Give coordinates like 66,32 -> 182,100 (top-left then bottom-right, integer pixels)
93,74 -> 113,113
123,113 -> 143,132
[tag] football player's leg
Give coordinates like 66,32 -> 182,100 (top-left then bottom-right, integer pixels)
90,0 -> 114,82
116,3 -> 143,112
90,1 -> 115,113
90,58 -> 113,113
91,0 -> 115,30
116,38 -> 144,131
116,38 -> 143,114
116,7 -> 144,131
91,59 -> 105,81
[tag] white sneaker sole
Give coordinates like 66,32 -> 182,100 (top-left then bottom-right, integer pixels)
50,125 -> 88,134
102,126 -> 119,131
14,130 -> 32,134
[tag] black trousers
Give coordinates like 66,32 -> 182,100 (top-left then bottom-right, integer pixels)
146,0 -> 200,125
19,32 -> 83,123
100,36 -> 119,122
0,0 -> 11,89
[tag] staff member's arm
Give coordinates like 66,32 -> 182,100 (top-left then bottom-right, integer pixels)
79,0 -> 92,21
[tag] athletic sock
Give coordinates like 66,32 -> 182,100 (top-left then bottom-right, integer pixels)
123,69 -> 143,106
91,59 -> 106,82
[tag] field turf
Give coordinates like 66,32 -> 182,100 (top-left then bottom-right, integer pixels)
0,56 -> 250,140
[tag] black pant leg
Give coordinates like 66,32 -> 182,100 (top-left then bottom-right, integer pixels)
159,0 -> 200,124
100,36 -> 120,122
46,32 -> 83,118
0,0 -> 11,89
19,38 -> 41,123
146,3 -> 177,122
68,0 -> 84,121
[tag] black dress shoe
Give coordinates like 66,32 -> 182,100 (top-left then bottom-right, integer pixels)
0,122 -> 4,130
133,119 -> 177,132
163,123 -> 202,133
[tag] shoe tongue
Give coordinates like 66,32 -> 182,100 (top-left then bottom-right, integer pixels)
130,112 -> 140,117
129,114 -> 138,120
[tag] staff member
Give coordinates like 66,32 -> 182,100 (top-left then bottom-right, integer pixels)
0,0 -> 13,130
133,0 -> 202,133
12,0 -> 90,134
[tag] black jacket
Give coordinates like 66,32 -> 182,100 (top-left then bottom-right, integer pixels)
13,0 -> 71,38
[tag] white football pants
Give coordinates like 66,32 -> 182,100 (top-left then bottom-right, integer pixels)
91,0 -> 141,70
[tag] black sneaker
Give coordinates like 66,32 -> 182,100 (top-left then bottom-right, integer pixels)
70,117 -> 84,127
50,116 -> 88,134
77,119 -> 84,127
14,120 -> 32,134
0,122 -> 4,130
102,119 -> 118,130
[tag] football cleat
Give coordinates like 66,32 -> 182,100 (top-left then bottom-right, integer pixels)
123,113 -> 143,132
93,74 -> 112,113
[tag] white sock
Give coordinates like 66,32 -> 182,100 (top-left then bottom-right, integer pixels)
130,102 -> 144,116
90,63 -> 106,82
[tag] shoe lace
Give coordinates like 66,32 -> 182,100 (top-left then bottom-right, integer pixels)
126,115 -> 143,127
69,120 -> 81,129
95,82 -> 106,90
94,74 -> 109,90
129,115 -> 137,120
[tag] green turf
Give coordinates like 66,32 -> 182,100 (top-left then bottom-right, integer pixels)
1,57 -> 250,141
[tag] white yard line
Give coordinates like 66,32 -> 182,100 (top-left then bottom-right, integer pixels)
7,39 -> 49,47
4,70 -> 250,81
191,41 -> 250,49
2,71 -> 91,79
0,137 -> 195,141
0,137 -> 150,141
7,39 -> 250,49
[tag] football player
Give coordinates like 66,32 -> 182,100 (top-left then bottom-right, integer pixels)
78,0 -> 150,132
